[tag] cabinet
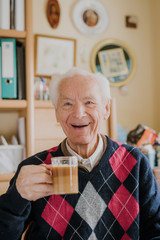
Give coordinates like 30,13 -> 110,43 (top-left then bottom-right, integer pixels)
0,0 -> 34,187
34,100 -> 65,153
0,0 -> 34,157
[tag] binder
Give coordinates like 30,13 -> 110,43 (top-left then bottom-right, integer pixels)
0,39 -> 17,99
0,42 -> 1,99
15,0 -> 25,31
16,41 -> 26,99
10,0 -> 15,29
0,0 -> 10,30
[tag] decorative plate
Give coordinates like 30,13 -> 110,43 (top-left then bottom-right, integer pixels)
72,0 -> 109,35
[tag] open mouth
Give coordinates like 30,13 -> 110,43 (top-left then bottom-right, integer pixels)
71,124 -> 89,128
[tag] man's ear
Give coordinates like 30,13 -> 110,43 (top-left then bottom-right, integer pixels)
104,100 -> 111,120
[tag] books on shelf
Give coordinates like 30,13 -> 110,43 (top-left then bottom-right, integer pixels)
10,0 -> 15,29
15,0 -> 25,31
0,38 -> 26,100
0,38 -> 17,99
0,0 -> 10,30
16,41 -> 26,99
0,43 -> 1,99
0,0 -> 25,31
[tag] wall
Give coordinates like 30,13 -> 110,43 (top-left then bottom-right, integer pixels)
33,0 -> 158,133
150,0 -> 160,132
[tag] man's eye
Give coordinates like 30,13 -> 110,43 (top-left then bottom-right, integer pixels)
64,102 -> 72,106
86,101 -> 93,105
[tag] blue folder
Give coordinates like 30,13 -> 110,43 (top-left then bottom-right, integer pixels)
0,38 -> 17,99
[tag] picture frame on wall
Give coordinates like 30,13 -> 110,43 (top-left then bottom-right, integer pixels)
98,48 -> 129,78
91,39 -> 136,87
46,0 -> 61,29
35,34 -> 76,77
72,0 -> 109,35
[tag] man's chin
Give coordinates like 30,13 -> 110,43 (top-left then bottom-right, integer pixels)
69,137 -> 90,146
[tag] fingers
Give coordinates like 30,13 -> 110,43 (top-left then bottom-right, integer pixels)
27,171 -> 53,185
41,164 -> 53,176
22,183 -> 55,201
21,164 -> 51,174
16,164 -> 54,201
41,164 -> 53,171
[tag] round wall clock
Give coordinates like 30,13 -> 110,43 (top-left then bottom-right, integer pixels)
72,0 -> 109,35
46,0 -> 60,29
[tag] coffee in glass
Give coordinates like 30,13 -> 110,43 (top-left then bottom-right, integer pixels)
51,156 -> 78,195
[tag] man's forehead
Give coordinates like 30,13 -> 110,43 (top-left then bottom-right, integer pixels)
58,74 -> 101,97
58,88 -> 102,103
59,94 -> 97,100
60,78 -> 98,91
59,74 -> 98,90
62,74 -> 95,83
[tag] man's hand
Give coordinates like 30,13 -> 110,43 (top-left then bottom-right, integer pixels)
16,164 -> 54,201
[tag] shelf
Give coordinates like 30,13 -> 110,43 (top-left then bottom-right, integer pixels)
0,29 -> 26,38
0,0 -> 34,157
34,100 -> 54,109
0,100 -> 27,110
0,173 -> 14,181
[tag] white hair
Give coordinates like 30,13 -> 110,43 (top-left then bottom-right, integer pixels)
49,67 -> 111,108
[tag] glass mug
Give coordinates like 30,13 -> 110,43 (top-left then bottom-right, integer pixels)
51,156 -> 79,195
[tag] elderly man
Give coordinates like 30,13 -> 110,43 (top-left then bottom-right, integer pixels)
0,68 -> 160,240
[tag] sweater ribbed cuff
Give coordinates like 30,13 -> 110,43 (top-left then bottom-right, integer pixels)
5,183 -> 30,215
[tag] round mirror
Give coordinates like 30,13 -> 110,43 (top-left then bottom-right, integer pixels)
90,39 -> 136,87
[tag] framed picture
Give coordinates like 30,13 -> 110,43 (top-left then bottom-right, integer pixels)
98,48 -> 129,77
72,0 -> 109,35
91,39 -> 136,87
46,0 -> 60,29
35,34 -> 76,77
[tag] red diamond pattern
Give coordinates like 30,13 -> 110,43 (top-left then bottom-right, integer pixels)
109,146 -> 137,182
43,146 -> 58,164
108,185 -> 139,231
121,233 -> 132,240
41,195 -> 74,237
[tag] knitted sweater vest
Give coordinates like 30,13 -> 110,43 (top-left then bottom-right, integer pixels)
0,136 -> 160,240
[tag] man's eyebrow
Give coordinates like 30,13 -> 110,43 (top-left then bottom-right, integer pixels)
60,96 -> 73,101
83,96 -> 96,100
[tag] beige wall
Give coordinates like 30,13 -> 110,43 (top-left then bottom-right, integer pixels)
33,0 -> 159,133
150,0 -> 160,132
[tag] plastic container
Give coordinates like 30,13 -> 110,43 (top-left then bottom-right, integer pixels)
34,77 -> 44,100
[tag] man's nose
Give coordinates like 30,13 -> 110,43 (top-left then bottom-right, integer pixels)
73,103 -> 86,118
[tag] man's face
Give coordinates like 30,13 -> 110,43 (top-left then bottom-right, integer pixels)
56,74 -> 110,148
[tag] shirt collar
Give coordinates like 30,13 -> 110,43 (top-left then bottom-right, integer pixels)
66,134 -> 104,171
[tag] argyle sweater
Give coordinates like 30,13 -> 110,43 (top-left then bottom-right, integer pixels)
0,136 -> 160,240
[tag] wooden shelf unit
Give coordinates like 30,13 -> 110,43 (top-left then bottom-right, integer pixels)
0,0 -> 34,157
0,29 -> 26,38
0,100 -> 27,109
0,173 -> 15,195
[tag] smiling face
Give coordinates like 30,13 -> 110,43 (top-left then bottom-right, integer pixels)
55,74 -> 110,155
